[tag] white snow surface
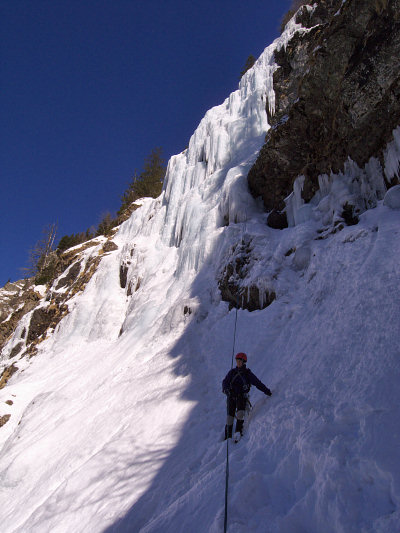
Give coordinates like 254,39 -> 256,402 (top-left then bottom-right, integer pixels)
1,23 -> 400,533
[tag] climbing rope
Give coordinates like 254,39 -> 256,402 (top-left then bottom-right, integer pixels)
230,302 -> 239,368
224,299 -> 239,533
223,427 -> 230,533
224,223 -> 246,532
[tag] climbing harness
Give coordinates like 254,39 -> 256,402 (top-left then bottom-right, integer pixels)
229,370 -> 250,393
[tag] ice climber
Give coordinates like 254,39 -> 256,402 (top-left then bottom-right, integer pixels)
222,352 -> 272,440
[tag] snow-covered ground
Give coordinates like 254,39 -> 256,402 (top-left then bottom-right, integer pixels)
1,18 -> 400,533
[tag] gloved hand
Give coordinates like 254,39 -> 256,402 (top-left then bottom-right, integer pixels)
265,388 -> 272,397
223,388 -> 230,396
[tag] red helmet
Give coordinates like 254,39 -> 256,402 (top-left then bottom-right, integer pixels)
235,352 -> 247,362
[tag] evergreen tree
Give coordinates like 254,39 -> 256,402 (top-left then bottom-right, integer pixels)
57,235 -> 74,251
118,171 -> 140,217
57,228 -> 95,252
118,147 -> 166,217
239,55 -> 256,80
96,212 -> 116,236
47,148 -> 166,257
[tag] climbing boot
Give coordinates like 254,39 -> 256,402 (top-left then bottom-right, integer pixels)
235,419 -> 244,436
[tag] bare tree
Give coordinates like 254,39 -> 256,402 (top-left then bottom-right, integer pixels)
23,223 -> 58,279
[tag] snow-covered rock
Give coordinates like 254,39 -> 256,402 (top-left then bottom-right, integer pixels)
383,184 -> 400,209
293,245 -> 311,270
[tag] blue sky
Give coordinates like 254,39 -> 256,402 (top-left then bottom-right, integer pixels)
1,0 -> 292,286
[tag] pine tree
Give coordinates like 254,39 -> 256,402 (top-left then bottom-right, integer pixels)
239,55 -> 256,80
134,147 -> 165,199
57,228 -> 96,252
118,147 -> 166,217
96,212 -> 116,236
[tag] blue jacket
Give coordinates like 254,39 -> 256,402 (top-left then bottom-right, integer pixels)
222,366 -> 271,397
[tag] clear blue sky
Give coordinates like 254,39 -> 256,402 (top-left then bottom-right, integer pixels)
1,0 -> 292,286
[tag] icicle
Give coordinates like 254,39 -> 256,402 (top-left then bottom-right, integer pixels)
384,126 -> 400,182
285,176 -> 305,226
365,157 -> 386,201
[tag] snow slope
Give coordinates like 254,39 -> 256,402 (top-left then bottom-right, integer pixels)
1,18 -> 400,533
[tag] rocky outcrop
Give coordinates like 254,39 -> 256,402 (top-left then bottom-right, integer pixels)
0,281 -> 41,354
0,237 -> 118,366
55,261 -> 82,290
218,240 -> 276,311
102,241 -> 119,253
27,304 -> 68,343
219,271 -> 276,311
0,414 -> 11,427
248,0 -> 400,224
0,363 -> 18,390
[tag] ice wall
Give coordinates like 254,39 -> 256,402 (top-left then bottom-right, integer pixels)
159,17 -> 307,265
285,154 -> 391,227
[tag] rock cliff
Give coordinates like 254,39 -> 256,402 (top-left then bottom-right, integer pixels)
248,0 -> 400,227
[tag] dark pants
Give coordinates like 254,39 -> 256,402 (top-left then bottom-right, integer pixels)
225,394 -> 247,437
227,395 -> 247,418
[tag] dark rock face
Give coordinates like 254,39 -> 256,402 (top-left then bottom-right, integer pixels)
55,261 -> 82,290
27,304 -> 68,343
248,0 -> 400,213
218,241 -> 276,311
0,284 -> 41,354
219,267 -> 276,311
120,265 -> 129,289
102,241 -> 118,253
0,414 -> 11,427
267,209 -> 289,229
9,342 -> 24,359
0,363 -> 18,390
27,307 -> 55,342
